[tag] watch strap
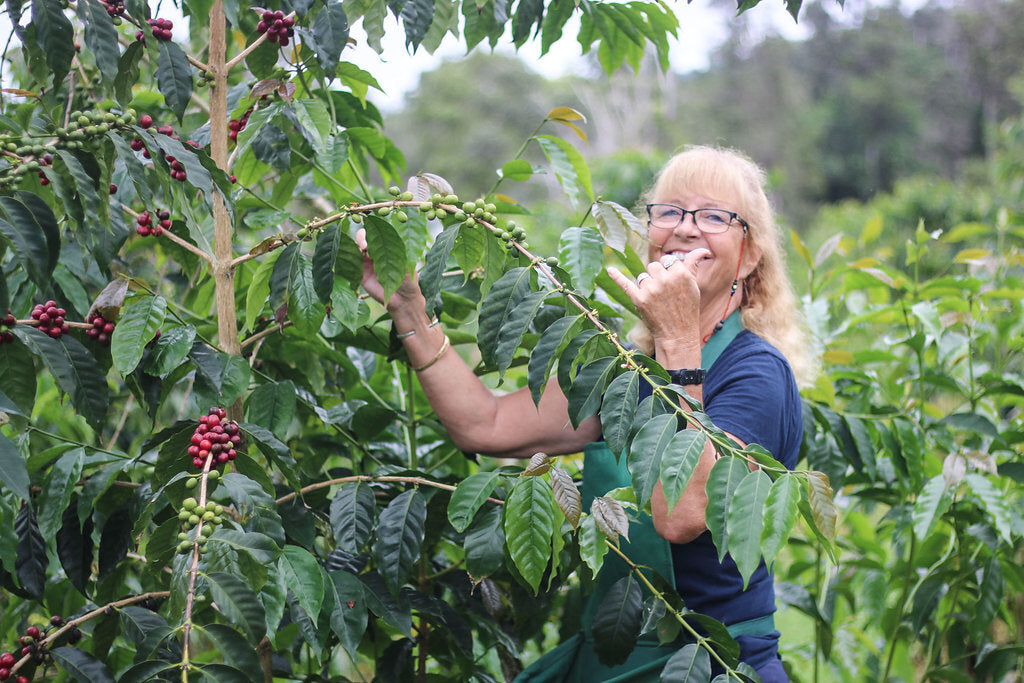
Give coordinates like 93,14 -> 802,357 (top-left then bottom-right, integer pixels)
668,368 -> 706,385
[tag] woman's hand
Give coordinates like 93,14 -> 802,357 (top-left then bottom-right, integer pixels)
355,228 -> 425,313
606,249 -> 710,344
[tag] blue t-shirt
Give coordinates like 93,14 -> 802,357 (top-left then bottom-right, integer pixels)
637,329 -> 802,670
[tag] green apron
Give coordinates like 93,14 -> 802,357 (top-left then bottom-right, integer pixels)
516,313 -> 752,683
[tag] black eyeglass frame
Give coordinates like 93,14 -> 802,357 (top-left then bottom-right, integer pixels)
645,203 -> 750,234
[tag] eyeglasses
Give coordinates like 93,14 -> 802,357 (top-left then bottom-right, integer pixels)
646,203 -> 749,234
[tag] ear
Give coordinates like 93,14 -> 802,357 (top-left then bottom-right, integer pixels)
739,241 -> 762,280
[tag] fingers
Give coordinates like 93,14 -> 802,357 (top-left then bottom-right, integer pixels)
355,228 -> 368,253
606,266 -> 638,301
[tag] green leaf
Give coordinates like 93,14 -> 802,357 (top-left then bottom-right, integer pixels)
109,133 -> 154,209
145,324 -> 196,376
464,504 -> 504,579
478,266 -> 532,367
627,413 -> 677,508
500,159 -> 534,181
504,476 -> 555,594
288,255 -> 326,335
209,529 -> 281,565
760,474 -> 800,571
447,471 -> 502,533
202,623 -> 263,681
330,481 -> 376,553
14,327 -> 109,430
363,215 -> 407,301
312,0 -> 350,75
725,469 -> 773,588
0,205 -> 50,290
311,223 -> 340,301
965,473 -> 1014,544
238,423 -> 302,493
244,250 -> 278,333
534,134 -> 593,207
54,150 -> 104,229
329,570 -> 367,658
245,380 -> 296,439
375,489 -> 426,594
659,429 -> 707,513
15,504 -> 46,599
280,545 -> 325,622
599,370 -> 640,456
494,289 -> 549,377
78,0 -> 120,80
660,642 -> 711,682
111,294 -> 167,375
591,574 -> 642,666
912,475 -> 949,540
30,0 -> 75,86
359,571 -> 413,637
566,356 -> 617,428
418,225 -> 459,318
51,646 -> 115,683
117,661 -> 177,683
271,243 -> 300,310
0,340 -> 36,416
35,448 -> 84,539
10,191 -> 61,275
114,41 -> 144,106
971,556 -> 1003,639
205,572 -> 267,643
527,315 -> 582,405
292,98 -> 333,156
57,498 -> 93,594
140,129 -> 217,198
556,329 -> 601,397
557,226 -> 605,295
704,456 -> 749,562
0,434 -> 30,501
451,222 -> 487,283
578,513 -> 608,576
156,40 -> 194,121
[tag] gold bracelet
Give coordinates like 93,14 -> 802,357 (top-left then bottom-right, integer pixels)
412,335 -> 450,372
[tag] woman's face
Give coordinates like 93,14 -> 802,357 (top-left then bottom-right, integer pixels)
646,190 -> 759,306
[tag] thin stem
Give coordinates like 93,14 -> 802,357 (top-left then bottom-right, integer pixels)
882,529 -> 917,682
10,592 -> 170,676
274,475 -> 506,507
604,541 -> 744,680
239,320 -> 292,350
27,426 -> 129,458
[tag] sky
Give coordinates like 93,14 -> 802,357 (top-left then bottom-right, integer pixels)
0,0 -> 927,109
344,0 -> 814,112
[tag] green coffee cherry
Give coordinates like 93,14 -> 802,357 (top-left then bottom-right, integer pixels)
188,514 -> 200,526
388,185 -> 401,196
183,498 -> 198,510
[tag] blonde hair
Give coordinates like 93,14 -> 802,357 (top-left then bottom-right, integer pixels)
630,145 -> 818,387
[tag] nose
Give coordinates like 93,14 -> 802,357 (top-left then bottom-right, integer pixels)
673,211 -> 702,238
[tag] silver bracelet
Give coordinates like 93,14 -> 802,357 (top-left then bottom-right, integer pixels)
395,317 -> 439,339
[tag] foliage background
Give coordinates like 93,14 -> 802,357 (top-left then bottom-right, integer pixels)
0,0 -> 1022,681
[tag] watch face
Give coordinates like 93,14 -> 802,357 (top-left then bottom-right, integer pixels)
669,369 -> 705,385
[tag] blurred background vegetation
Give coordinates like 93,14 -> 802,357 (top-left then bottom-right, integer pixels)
383,0 -> 1023,256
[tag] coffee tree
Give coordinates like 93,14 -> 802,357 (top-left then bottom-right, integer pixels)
0,0 -> 838,680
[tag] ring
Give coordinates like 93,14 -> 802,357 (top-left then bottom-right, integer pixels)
662,255 -> 679,269
636,273 -> 652,286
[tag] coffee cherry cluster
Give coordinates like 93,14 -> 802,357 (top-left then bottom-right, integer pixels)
147,17 -> 174,40
85,314 -> 115,346
176,496 -> 226,554
1,312 -> 16,344
30,302 -> 68,339
188,407 -> 242,469
0,616 -> 70,682
498,221 -> 528,248
256,10 -> 295,45
135,209 -> 171,236
227,106 -> 254,142
100,0 -> 124,18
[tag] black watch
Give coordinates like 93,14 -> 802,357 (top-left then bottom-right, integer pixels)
667,368 -> 705,386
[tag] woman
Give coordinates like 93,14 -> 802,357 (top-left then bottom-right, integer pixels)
358,146 -> 814,681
